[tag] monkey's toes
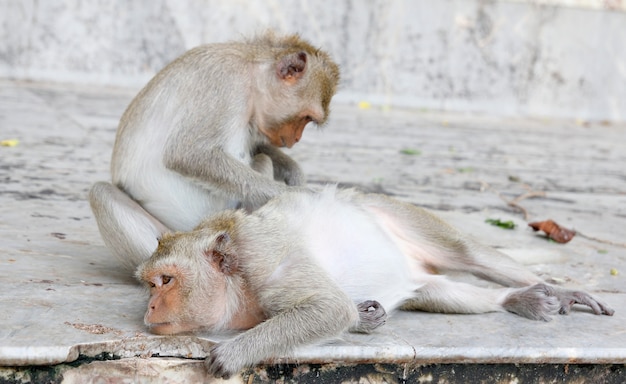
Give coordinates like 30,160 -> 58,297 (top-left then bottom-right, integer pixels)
353,300 -> 387,333
602,303 -> 615,316
558,290 -> 615,317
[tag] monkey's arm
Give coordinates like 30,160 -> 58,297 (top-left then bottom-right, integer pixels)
206,276 -> 359,379
255,144 -> 306,186
165,147 -> 290,208
240,153 -> 277,212
250,153 -> 275,180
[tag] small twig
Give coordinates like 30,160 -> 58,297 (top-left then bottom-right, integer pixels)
480,181 -> 626,248
577,232 -> 626,248
507,190 -> 546,221
480,181 -> 545,221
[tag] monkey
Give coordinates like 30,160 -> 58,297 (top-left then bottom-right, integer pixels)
89,32 -> 340,270
135,186 -> 614,379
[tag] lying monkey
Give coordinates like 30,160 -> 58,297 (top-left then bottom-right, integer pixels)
136,187 -> 614,378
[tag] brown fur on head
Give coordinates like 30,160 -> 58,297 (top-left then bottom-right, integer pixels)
247,30 -> 340,100
249,31 -> 340,147
135,223 -> 247,335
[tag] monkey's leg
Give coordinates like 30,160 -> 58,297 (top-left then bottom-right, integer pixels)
408,244 -> 615,318
358,192 -> 544,287
359,193 -> 613,317
401,275 -> 560,321
89,182 -> 170,271
402,276 -> 613,320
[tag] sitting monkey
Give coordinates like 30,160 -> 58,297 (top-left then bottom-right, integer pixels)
90,32 -> 339,270
136,187 -> 614,379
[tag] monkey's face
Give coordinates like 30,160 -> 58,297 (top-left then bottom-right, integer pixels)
259,113 -> 316,148
139,262 -> 232,335
136,230 -> 239,335
140,265 -> 197,335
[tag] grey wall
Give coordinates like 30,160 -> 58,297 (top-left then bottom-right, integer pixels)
1,0 -> 625,121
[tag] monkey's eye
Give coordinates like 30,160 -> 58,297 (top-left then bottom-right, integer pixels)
161,275 -> 172,285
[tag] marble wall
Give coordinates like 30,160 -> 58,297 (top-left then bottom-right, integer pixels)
1,0 -> 624,121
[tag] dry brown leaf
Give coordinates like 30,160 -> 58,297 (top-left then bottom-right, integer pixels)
528,219 -> 576,243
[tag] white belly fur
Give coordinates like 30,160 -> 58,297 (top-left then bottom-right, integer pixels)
298,189 -> 421,311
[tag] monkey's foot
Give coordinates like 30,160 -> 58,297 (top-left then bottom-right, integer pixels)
350,300 -> 387,333
503,283 -> 614,321
542,284 -> 615,317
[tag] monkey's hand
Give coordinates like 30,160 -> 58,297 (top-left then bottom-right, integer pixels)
281,164 -> 306,186
206,342 -> 243,380
251,153 -> 275,180
255,144 -> 306,186
503,283 -> 614,321
350,300 -> 387,333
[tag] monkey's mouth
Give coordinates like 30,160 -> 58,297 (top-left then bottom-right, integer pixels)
147,321 -> 199,335
148,322 -> 183,335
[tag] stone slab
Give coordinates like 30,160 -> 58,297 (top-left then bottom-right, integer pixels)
0,80 -> 625,377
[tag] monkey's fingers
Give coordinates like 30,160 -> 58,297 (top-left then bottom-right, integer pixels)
352,300 -> 387,333
557,290 -> 615,316
205,345 -> 233,380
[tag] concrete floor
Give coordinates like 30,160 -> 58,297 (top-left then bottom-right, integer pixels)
0,79 -> 625,383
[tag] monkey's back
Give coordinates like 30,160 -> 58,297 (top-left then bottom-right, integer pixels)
110,44 -> 255,231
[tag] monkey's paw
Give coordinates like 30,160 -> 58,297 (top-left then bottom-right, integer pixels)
502,284 -> 560,321
284,166 -> 306,186
205,343 -> 244,380
503,283 -> 614,321
543,284 -> 615,317
350,300 -> 387,333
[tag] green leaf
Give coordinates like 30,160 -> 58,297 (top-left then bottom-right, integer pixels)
400,148 -> 421,156
485,218 -> 516,230
508,175 -> 521,182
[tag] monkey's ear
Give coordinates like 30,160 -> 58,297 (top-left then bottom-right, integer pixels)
276,52 -> 307,84
205,232 -> 239,275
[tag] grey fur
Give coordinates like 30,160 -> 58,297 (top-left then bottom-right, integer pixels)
90,32 -> 339,267
136,187 -> 614,379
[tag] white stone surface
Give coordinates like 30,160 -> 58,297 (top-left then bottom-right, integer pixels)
1,1 -> 625,121
0,80 -> 624,373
